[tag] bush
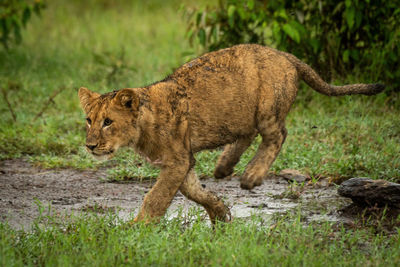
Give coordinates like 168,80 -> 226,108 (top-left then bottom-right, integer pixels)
0,0 -> 46,49
185,0 -> 400,92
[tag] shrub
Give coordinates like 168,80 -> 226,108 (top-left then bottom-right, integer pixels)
0,0 -> 46,49
185,0 -> 400,92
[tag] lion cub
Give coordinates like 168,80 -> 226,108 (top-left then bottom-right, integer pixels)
78,44 -> 383,223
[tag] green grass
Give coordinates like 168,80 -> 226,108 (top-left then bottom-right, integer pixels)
1,209 -> 399,266
0,0 -> 399,182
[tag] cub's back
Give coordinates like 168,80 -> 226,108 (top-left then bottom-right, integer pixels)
168,44 -> 297,151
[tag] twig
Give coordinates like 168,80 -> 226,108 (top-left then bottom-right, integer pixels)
33,86 -> 66,121
1,88 -> 17,122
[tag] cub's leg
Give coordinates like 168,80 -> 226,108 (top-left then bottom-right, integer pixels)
214,133 -> 256,179
134,155 -> 191,223
180,168 -> 230,224
240,124 -> 287,190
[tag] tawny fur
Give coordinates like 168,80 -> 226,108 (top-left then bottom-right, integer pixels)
78,44 -> 383,223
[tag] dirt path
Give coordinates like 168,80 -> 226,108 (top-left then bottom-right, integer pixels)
0,159 -> 352,229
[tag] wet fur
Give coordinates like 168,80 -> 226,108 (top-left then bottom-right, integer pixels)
78,44 -> 383,223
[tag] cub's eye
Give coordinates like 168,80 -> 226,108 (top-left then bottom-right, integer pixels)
103,118 -> 113,127
86,118 -> 92,125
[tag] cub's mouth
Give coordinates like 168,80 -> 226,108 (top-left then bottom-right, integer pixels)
89,149 -> 115,160
92,149 -> 114,156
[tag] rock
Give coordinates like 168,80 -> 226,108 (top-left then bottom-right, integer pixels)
279,169 -> 310,183
338,178 -> 400,208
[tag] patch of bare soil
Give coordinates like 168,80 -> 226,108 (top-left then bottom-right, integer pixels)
0,159 -> 354,229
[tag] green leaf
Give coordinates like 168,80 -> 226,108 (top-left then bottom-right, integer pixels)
289,20 -> 306,37
282,23 -> 300,43
196,12 -> 202,26
22,7 -> 31,27
275,9 -> 288,20
198,28 -> 206,46
355,9 -> 362,28
345,6 -> 355,29
349,49 -> 359,60
247,0 -> 255,10
237,7 -> 247,20
309,39 -> 321,53
332,2 -> 344,15
343,49 -> 350,63
227,5 -> 235,17
271,21 -> 282,42
209,11 -> 217,22
211,25 -> 218,41
227,5 -> 235,27
186,29 -> 193,40
1,18 -> 10,36
33,3 -> 43,16
13,24 -> 22,44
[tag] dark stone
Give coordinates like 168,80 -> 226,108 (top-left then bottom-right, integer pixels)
279,169 -> 310,183
338,178 -> 400,208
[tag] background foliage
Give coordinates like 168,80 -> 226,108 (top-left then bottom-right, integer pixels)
185,0 -> 400,91
0,0 -> 46,49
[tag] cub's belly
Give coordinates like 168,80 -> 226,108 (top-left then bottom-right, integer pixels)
188,110 -> 256,152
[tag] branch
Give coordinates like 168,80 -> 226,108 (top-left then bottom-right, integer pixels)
1,88 -> 17,122
33,86 -> 66,121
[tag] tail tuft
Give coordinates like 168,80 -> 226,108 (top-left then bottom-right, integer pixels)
363,83 -> 385,95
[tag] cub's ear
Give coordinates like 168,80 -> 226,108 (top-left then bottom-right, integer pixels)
78,87 -> 100,113
114,88 -> 139,109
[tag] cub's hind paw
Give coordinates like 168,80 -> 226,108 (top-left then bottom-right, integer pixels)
214,166 -> 233,179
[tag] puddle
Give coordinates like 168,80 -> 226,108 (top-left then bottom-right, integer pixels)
0,159 -> 353,229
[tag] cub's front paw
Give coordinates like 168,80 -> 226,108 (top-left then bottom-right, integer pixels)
240,174 -> 263,190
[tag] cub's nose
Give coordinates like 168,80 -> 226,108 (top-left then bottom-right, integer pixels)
86,144 -> 98,151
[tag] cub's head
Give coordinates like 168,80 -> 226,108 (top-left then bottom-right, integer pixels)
78,87 -> 140,160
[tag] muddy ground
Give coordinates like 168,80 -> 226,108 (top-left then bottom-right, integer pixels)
0,159 -> 356,229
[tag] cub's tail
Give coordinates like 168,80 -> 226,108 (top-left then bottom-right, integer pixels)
281,51 -> 384,96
